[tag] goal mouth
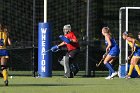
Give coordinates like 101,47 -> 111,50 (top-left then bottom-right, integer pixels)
119,7 -> 140,74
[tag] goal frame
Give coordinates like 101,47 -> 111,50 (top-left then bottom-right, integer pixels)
119,7 -> 140,73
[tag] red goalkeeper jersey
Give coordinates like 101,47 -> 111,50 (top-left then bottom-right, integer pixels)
64,31 -> 79,51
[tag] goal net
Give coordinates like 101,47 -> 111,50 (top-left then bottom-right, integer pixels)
119,7 -> 140,77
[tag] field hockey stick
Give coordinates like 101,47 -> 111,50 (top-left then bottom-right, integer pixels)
125,51 -> 135,73
96,52 -> 108,67
128,51 -> 135,60
125,51 -> 135,63
96,58 -> 104,67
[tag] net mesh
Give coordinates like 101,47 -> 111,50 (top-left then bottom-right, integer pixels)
120,9 -> 140,64
0,1 -> 35,75
0,0 -> 139,76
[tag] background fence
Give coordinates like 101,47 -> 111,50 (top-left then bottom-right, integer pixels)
0,0 -> 140,76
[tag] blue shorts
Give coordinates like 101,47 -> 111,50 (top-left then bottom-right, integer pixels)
108,45 -> 120,57
133,49 -> 140,57
0,49 -> 9,57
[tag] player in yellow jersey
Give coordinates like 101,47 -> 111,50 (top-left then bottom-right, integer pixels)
0,24 -> 11,86
123,31 -> 140,79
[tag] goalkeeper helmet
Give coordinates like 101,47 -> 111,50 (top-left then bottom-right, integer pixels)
63,24 -> 71,34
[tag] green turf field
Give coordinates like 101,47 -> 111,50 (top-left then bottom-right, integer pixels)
0,75 -> 140,93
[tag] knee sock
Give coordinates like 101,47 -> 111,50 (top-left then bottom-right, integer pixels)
1,65 -> 8,81
2,69 -> 8,81
109,64 -> 113,76
105,62 -> 115,74
135,65 -> 140,76
128,65 -> 134,76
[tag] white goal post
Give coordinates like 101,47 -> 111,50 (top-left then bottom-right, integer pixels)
119,7 -> 140,75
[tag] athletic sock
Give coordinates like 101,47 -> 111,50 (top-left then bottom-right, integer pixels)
105,62 -> 115,73
109,64 -> 113,76
128,65 -> 134,76
135,65 -> 140,75
2,69 -> 8,81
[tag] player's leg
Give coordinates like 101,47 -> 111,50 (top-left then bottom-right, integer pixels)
70,63 -> 79,76
126,57 -> 134,79
0,58 -> 3,78
68,49 -> 80,77
58,55 -> 74,78
104,55 -> 117,79
105,47 -> 119,79
1,57 -> 8,86
58,56 -> 71,78
63,56 -> 71,78
133,51 -> 140,77
133,57 -> 140,76
58,56 -> 65,66
105,59 -> 115,79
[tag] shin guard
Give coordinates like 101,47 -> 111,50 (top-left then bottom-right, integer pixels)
63,56 -> 70,77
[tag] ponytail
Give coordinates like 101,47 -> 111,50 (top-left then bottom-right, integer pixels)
102,27 -> 112,36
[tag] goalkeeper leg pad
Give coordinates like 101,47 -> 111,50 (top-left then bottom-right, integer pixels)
70,63 -> 79,76
58,56 -> 65,66
63,56 -> 71,78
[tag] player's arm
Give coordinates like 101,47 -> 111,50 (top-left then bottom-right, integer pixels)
126,37 -> 136,51
7,32 -> 12,46
105,35 -> 112,53
7,38 -> 12,46
58,42 -> 65,47
51,42 -> 65,52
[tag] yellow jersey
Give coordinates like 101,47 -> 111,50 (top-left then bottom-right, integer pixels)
0,31 -> 8,49
128,39 -> 140,48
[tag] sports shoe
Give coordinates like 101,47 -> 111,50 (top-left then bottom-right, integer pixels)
64,73 -> 73,78
110,72 -> 117,78
125,75 -> 131,79
64,75 -> 73,78
64,75 -> 69,78
105,76 -> 113,80
4,80 -> 8,86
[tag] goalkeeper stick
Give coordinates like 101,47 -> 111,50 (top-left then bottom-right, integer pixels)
45,48 -> 60,53
46,49 -> 51,52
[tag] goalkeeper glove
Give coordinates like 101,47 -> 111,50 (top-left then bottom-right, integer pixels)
51,45 -> 59,52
